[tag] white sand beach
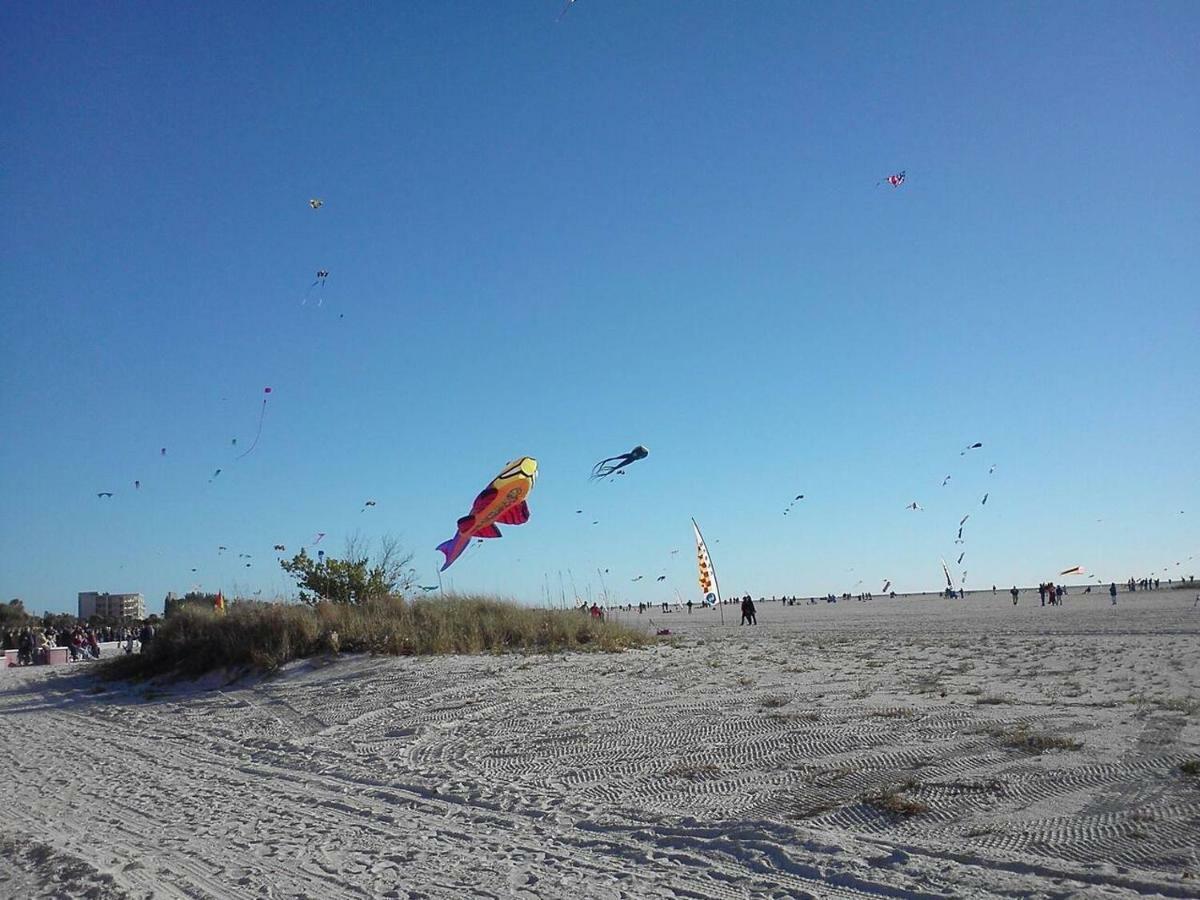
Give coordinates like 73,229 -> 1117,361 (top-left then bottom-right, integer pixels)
3,588 -> 1198,899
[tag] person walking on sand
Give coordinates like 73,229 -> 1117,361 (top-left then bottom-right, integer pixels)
686,598 -> 693,614
1039,583 -> 1046,606
1011,586 -> 1019,606
1109,582 -> 1118,605
740,595 -> 757,626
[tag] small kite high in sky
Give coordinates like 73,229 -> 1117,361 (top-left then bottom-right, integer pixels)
160,447 -> 167,456
96,492 -> 113,499
942,475 -> 952,487
362,500 -> 377,512
877,170 -> 905,187
312,532 -> 326,544
1060,565 -> 1085,576
988,464 -> 996,474
656,575 -> 666,582
210,469 -> 222,481
134,480 -> 140,490
437,457 -> 538,571
957,551 -> 965,564
556,0 -> 576,22
959,514 -> 970,527
235,387 -> 272,460
309,199 -> 323,209
981,493 -> 989,505
632,575 -> 643,582
304,271 -> 330,307
961,442 -> 983,455
882,580 -> 892,593
906,501 -> 923,510
273,544 -> 286,552
591,445 -> 648,480
783,494 -> 805,515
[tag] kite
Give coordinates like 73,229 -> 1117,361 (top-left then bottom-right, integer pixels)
981,493 -> 989,505
231,438 -> 238,447
670,549 -> 680,555
1060,565 -> 1085,576
877,170 -> 905,187
576,509 -> 583,514
961,442 -> 983,455
940,559 -> 954,589
313,532 -> 326,544
235,387 -> 272,460
906,501 -> 923,510
988,465 -> 996,475
273,544 -> 286,552
244,563 -> 251,568
419,585 -> 439,592
210,468 -> 222,481
134,481 -> 140,490
96,492 -> 113,499
591,445 -> 648,480
942,475 -> 952,487
218,545 -> 227,551
160,448 -> 167,456
955,527 -> 964,543
959,514 -> 970,527
304,271 -> 329,306
557,0 -> 576,21
309,199 -> 323,209
436,456 -> 538,571
882,580 -> 892,593
362,500 -> 377,512
957,552 -> 965,564
656,575 -> 667,582
783,494 -> 805,515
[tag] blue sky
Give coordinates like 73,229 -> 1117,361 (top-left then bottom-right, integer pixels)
3,1 -> 1197,614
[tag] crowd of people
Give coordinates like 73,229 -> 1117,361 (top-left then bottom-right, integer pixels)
3,622 -> 156,666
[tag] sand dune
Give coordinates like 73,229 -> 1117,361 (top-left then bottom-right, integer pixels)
3,588 -> 1198,898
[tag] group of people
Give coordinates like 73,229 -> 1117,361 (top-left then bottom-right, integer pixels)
3,622 -> 156,666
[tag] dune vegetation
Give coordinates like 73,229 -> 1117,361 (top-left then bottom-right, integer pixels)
100,595 -> 651,681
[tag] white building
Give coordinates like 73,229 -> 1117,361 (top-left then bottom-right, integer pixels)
78,591 -> 146,621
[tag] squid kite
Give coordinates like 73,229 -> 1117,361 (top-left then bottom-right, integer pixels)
437,457 -> 538,571
235,387 -> 272,459
591,445 -> 648,480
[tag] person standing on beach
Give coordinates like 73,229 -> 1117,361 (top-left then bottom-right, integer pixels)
1039,584 -> 1046,606
740,595 -> 757,625
1011,586 -> 1019,606
686,598 -> 693,614
1109,582 -> 1118,605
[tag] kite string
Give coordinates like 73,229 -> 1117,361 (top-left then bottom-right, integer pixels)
234,398 -> 268,460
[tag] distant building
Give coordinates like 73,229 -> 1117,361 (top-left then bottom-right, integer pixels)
78,591 -> 146,621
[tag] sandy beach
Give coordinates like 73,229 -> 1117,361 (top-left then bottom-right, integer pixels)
3,587 -> 1198,899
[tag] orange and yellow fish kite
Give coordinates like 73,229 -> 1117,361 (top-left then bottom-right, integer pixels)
437,457 -> 538,570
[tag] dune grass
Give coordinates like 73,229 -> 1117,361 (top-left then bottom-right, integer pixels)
100,595 -> 651,681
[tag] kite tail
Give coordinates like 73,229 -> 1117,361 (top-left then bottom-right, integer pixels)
437,535 -> 466,571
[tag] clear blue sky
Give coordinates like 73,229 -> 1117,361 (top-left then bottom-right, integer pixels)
3,1 -> 1197,614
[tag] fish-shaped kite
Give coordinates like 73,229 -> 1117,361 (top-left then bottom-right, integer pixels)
436,457 -> 538,571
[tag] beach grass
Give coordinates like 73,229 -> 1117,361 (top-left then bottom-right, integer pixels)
100,595 -> 651,681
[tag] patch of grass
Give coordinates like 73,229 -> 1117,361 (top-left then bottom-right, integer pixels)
977,723 -> 1082,753
758,694 -> 790,709
1179,759 -> 1200,777
870,707 -> 914,719
975,695 -> 1013,706
864,781 -> 928,817
100,595 -> 652,681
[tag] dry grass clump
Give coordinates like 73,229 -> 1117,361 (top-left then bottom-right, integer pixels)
101,595 -> 650,681
758,694 -> 790,709
975,694 -> 1013,706
977,723 -> 1082,753
864,780 -> 928,817
1180,759 -> 1200,777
